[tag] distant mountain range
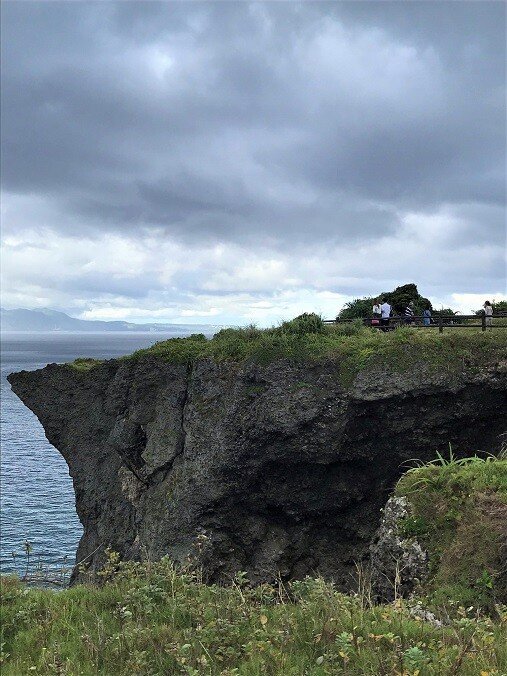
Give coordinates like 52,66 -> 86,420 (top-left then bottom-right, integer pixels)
1,308 -> 210,333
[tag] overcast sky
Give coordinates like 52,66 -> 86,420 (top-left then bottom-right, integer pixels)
1,1 -> 505,325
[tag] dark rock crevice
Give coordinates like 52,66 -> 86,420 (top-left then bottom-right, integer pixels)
148,363 -> 192,487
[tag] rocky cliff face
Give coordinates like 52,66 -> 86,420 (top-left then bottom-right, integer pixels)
8,356 -> 507,588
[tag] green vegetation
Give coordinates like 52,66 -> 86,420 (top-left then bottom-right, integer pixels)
396,452 -> 507,613
2,556 -> 506,675
66,313 -> 506,388
128,320 -> 505,386
431,308 -> 464,325
67,357 -> 103,372
338,296 -> 374,320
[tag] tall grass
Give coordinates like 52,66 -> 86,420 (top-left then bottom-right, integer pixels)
2,559 -> 506,675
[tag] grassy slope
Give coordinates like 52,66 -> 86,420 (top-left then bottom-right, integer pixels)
67,318 -> 507,388
395,456 -> 507,612
1,558 -> 506,676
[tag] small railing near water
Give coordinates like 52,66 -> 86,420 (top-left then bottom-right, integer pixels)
325,314 -> 507,333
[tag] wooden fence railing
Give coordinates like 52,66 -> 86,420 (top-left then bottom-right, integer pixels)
325,314 -> 507,333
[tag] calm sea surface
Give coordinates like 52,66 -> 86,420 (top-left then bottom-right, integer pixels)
0,331 -> 202,576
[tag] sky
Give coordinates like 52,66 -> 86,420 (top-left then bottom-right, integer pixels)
1,1 -> 506,326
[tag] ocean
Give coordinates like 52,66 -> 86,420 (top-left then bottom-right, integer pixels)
0,331 -> 202,577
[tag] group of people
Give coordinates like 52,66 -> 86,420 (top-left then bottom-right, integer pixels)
371,299 -> 432,331
371,299 -> 495,330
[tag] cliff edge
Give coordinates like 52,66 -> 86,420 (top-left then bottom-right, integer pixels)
7,328 -> 507,587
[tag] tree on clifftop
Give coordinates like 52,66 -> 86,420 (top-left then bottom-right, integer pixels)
338,284 -> 432,319
338,297 -> 373,320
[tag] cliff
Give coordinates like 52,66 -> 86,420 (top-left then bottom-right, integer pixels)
7,330 -> 507,588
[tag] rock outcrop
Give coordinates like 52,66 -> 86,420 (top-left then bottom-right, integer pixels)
370,462 -> 507,610
369,496 -> 429,601
8,355 -> 507,587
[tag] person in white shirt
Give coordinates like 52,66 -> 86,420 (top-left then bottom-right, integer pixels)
483,301 -> 493,329
372,300 -> 381,325
380,300 -> 392,331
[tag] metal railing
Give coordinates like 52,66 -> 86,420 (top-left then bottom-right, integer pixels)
325,314 -> 507,333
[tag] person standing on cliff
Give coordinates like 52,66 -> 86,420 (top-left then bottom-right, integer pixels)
423,306 -> 432,326
380,299 -> 391,331
404,301 -> 415,325
483,300 -> 493,329
372,299 -> 381,326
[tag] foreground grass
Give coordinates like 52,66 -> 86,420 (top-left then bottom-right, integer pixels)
2,561 -> 506,675
396,455 -> 507,612
68,314 -> 507,388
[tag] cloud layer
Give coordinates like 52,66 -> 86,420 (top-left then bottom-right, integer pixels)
2,1 -> 505,323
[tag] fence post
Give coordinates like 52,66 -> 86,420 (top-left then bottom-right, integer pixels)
438,314 -> 443,334
481,313 -> 486,332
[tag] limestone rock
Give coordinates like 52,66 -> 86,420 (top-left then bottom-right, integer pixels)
8,355 -> 507,587
370,496 -> 429,602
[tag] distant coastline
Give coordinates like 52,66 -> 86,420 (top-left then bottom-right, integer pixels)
0,308 -> 215,334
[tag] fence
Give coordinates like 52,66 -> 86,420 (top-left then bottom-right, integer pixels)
325,314 -> 507,333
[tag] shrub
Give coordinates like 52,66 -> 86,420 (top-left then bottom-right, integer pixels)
277,312 -> 325,335
338,297 -> 374,320
475,300 -> 507,316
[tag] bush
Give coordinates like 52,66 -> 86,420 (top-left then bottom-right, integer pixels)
67,357 -> 103,372
432,308 -> 464,324
326,319 -> 365,336
277,312 -> 325,335
338,297 -> 374,320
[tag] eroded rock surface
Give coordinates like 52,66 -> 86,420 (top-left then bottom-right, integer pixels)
8,356 -> 507,587
369,496 -> 429,601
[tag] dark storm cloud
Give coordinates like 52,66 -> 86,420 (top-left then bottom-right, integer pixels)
1,1 -> 505,249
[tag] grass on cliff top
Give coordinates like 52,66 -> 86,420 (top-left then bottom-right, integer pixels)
68,357 -> 103,372
129,316 -> 507,370
2,558 -> 507,676
67,313 -> 507,385
395,452 -> 507,612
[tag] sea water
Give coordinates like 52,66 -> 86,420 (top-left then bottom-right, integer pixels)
0,331 -> 203,576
